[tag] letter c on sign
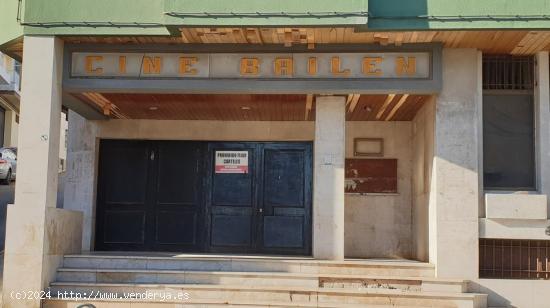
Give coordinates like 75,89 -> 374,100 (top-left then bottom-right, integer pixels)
85,56 -> 103,75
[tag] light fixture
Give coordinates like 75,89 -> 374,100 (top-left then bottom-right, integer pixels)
149,106 -> 159,111
241,106 -> 251,110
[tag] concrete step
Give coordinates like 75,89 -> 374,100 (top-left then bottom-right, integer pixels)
48,282 -> 487,308
43,297 -> 444,308
62,255 -> 435,278
56,268 -> 466,293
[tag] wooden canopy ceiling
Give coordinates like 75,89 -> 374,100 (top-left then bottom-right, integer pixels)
75,93 -> 429,121
61,28 -> 550,55
6,28 -> 549,61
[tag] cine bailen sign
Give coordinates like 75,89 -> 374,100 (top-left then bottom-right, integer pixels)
215,151 -> 249,174
71,52 -> 431,79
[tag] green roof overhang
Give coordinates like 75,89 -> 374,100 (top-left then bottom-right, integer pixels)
0,0 -> 23,50
164,0 -> 369,27
2,0 -> 550,49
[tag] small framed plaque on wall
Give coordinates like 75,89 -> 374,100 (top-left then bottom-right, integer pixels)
354,138 -> 384,157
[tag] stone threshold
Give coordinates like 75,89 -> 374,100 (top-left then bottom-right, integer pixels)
69,252 -> 433,267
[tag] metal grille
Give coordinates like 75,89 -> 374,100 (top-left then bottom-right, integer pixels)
480,239 -> 550,279
482,55 -> 534,90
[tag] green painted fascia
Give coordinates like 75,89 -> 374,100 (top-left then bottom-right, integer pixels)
22,0 -> 170,36
19,0 -> 368,36
0,0 -> 24,47
10,0 -> 550,37
368,0 -> 550,30
163,0 -> 369,26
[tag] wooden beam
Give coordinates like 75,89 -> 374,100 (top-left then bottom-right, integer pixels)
305,94 -> 313,120
180,30 -> 191,43
348,94 -> 361,114
374,33 -> 389,46
81,92 -> 127,119
284,30 -> 293,47
385,94 -> 410,121
395,33 -> 404,46
103,102 -> 112,116
307,29 -> 315,49
375,94 -> 396,119
346,94 -> 353,106
63,93 -> 108,120
233,29 -> 248,43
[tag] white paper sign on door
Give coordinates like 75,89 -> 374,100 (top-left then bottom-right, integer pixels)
215,151 -> 249,174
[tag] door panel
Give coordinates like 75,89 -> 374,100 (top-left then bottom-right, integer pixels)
259,143 -> 312,255
96,140 -> 150,250
263,216 -> 304,248
152,141 -> 203,250
96,140 -> 203,251
212,171 -> 253,206
103,210 -> 145,244
264,150 -> 305,207
207,143 -> 256,252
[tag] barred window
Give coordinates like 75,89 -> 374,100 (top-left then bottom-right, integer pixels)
483,55 -> 534,90
482,55 -> 535,190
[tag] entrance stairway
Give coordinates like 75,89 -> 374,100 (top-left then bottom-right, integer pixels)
43,254 -> 487,308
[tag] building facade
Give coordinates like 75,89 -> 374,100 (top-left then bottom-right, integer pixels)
1,1 -> 550,307
0,52 -> 20,148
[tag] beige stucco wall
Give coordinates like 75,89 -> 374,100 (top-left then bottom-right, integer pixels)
411,97 -> 435,261
344,121 -> 413,259
471,279 -> 550,308
96,119 -> 315,141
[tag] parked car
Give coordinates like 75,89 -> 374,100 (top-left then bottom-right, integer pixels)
0,147 -> 17,184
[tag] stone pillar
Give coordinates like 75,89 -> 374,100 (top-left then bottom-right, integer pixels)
429,49 -> 482,279
63,110 -> 99,251
535,51 -> 550,217
2,36 -> 82,308
313,95 -> 346,260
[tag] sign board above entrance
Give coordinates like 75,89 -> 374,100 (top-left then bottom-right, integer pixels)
63,44 -> 442,94
71,52 -> 431,79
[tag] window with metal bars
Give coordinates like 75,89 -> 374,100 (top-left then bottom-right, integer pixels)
482,55 -> 534,90
480,239 -> 550,280
482,55 -> 536,190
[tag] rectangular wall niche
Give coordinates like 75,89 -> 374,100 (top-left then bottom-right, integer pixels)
344,159 -> 397,194
354,138 -> 384,157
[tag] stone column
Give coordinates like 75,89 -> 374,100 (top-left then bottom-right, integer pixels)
313,95 -> 346,260
63,110 -> 99,251
429,49 -> 482,279
535,51 -> 550,217
2,36 -> 82,308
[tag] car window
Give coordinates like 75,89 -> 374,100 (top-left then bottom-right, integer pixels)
1,150 -> 14,160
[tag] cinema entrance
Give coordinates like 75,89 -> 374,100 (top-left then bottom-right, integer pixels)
57,42 -> 443,260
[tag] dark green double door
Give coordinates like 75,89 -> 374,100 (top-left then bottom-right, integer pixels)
95,140 -> 312,255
